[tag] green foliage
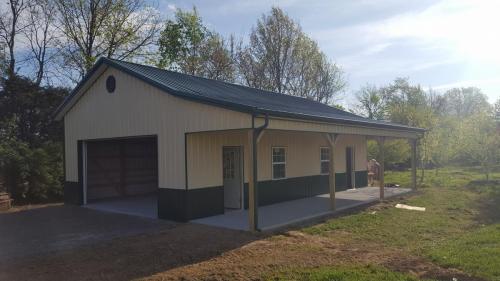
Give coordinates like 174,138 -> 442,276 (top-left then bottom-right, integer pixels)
158,7 -> 208,72
268,265 -> 427,281
157,7 -> 235,81
0,139 -> 63,201
0,75 -> 67,202
367,139 -> 410,168
455,111 -> 500,180
352,85 -> 386,120
0,76 -> 66,145
354,78 -> 497,181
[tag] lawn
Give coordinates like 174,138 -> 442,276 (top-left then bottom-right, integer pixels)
301,166 -> 500,281
268,265 -> 429,281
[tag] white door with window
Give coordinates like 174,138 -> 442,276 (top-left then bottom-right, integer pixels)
223,147 -> 242,209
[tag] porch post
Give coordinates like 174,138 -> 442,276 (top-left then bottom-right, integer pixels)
247,129 -> 257,231
326,133 -> 338,210
248,114 -> 268,232
410,138 -> 417,190
377,137 -> 385,200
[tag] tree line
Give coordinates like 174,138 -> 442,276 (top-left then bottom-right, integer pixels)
0,2 -> 499,201
354,79 -> 500,182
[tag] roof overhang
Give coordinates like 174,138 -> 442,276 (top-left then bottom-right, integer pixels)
254,115 -> 424,139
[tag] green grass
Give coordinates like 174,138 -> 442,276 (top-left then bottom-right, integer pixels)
428,224 -> 500,279
301,167 -> 500,281
267,265 -> 432,281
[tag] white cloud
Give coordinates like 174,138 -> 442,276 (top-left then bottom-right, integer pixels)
167,3 -> 176,11
372,0 -> 500,64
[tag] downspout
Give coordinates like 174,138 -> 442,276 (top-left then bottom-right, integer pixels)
252,112 -> 269,231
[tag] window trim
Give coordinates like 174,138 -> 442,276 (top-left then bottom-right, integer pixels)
271,146 -> 287,180
320,146 -> 330,175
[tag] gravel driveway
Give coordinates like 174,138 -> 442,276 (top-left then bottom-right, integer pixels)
0,204 -> 175,261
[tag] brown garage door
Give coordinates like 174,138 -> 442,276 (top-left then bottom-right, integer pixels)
86,137 -> 158,201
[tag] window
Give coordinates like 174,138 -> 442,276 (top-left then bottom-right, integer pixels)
320,147 -> 330,174
223,150 -> 235,179
106,75 -> 116,93
272,147 -> 286,179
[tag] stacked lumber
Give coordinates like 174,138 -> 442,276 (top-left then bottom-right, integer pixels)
0,192 -> 12,211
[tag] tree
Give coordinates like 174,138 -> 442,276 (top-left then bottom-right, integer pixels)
368,139 -> 410,169
0,76 -> 67,146
238,7 -> 299,94
0,75 -> 67,201
157,7 -> 236,81
0,0 -> 29,79
55,0 -> 160,81
495,98 -> 500,121
371,78 -> 438,183
199,34 -> 236,81
24,0 -> 59,86
237,7 -> 345,103
0,42 -> 6,79
456,111 -> 500,181
158,7 -> 207,74
288,34 -> 345,104
442,87 -> 490,117
353,85 -> 386,120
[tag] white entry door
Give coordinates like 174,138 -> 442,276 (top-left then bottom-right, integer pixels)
223,147 -> 242,209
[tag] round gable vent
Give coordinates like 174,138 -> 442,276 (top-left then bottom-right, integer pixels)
106,75 -> 116,93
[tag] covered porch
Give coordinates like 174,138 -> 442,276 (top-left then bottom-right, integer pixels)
192,186 -> 411,231
243,115 -> 419,231
185,114 -> 421,231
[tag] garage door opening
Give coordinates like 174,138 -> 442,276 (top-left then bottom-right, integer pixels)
83,137 -> 158,218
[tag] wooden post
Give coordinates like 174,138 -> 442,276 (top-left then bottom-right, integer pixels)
247,129 -> 257,231
378,137 -> 385,200
410,138 -> 417,190
325,133 -> 338,210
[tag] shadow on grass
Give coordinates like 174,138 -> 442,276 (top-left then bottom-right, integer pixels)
468,180 -> 500,224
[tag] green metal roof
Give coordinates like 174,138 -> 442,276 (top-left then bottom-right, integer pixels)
55,57 -> 425,133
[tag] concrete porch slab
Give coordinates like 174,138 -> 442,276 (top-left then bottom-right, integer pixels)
85,194 -> 157,219
191,186 -> 411,231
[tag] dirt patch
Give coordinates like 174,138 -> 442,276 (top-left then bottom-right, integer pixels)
141,230 -> 484,281
0,223 -> 260,281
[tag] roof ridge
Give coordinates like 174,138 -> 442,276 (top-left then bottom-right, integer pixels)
106,58 -> 353,115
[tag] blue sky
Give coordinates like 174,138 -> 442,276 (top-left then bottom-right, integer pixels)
157,0 -> 500,105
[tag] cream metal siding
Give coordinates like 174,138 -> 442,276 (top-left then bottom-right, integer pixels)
186,129 -> 367,189
64,67 -> 252,189
255,117 -> 420,139
186,129 -> 250,189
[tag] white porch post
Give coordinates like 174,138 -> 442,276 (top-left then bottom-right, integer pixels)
377,137 -> 385,200
325,133 -> 338,210
410,138 -> 417,190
